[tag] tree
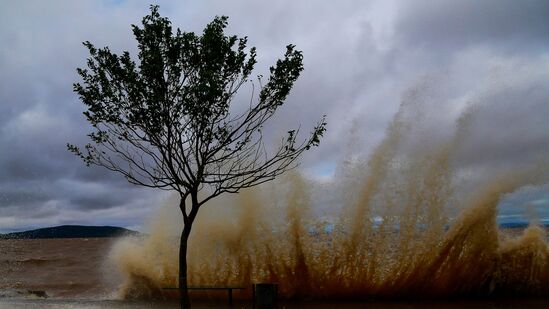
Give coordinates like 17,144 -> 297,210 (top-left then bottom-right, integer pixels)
68,5 -> 326,308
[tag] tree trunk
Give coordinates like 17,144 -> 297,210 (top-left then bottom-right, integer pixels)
179,193 -> 199,309
179,225 -> 191,308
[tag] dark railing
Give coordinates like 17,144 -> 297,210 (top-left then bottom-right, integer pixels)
162,285 -> 245,305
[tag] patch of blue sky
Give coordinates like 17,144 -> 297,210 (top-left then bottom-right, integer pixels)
497,185 -> 549,225
306,162 -> 336,181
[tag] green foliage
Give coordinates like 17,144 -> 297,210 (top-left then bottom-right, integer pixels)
69,5 -> 326,200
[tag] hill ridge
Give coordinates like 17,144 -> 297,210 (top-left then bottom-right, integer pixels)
0,225 -> 139,239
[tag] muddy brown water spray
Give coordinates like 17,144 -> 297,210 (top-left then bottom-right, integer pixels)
110,100 -> 549,300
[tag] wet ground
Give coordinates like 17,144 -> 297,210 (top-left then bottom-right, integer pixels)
2,298 -> 549,309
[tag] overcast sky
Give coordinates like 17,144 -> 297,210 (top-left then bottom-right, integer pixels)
1,0 -> 548,232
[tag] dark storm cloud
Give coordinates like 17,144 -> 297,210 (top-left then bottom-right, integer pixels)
0,188 -> 50,208
0,0 -> 548,231
396,0 -> 549,52
0,0 -> 160,232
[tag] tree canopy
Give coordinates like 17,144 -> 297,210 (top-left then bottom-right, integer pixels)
69,6 -> 326,203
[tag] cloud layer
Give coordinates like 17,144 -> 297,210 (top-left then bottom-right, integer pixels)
1,0 -> 548,232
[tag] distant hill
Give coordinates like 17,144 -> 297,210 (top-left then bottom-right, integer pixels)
0,225 -> 140,239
